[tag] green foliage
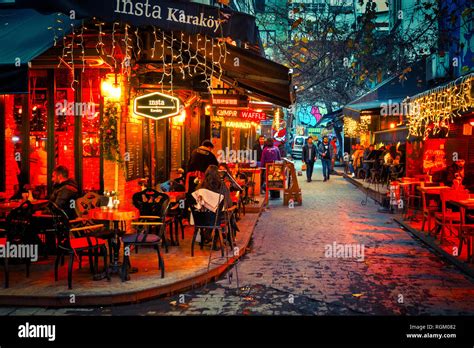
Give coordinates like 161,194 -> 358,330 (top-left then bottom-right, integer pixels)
100,101 -> 122,163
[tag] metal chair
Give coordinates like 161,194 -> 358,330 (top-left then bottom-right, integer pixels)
49,202 -> 109,289
2,201 -> 34,288
121,199 -> 169,281
132,189 -> 173,251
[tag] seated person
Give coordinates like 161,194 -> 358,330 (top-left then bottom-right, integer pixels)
49,165 -> 80,219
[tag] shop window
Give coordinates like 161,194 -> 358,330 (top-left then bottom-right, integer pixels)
54,69 -> 75,180
29,71 -> 49,197
81,69 -> 101,192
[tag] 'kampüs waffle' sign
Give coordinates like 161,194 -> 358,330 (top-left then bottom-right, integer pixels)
216,108 -> 266,121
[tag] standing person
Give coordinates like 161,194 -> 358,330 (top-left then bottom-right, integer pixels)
261,138 -> 282,197
302,136 -> 317,182
187,140 -> 218,193
49,165 -> 80,219
330,137 -> 338,173
318,136 -> 334,182
187,140 -> 218,173
252,135 -> 265,166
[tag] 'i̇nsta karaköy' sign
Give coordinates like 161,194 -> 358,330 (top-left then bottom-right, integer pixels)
11,0 -> 259,44
133,92 -> 180,120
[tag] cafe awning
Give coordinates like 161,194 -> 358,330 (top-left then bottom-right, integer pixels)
7,0 -> 259,45
343,98 -> 404,120
0,9 -> 78,94
343,58 -> 429,120
220,44 -> 294,108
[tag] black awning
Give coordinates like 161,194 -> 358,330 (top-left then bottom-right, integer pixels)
220,44 -> 293,108
9,0 -> 259,44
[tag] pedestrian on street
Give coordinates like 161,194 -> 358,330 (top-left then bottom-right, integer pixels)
318,136 -> 334,182
302,136 -> 317,182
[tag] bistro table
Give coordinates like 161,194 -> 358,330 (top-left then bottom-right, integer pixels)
447,198 -> 474,263
89,207 -> 139,276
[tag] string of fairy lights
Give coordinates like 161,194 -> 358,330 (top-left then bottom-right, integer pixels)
343,117 -> 369,138
407,73 -> 474,139
48,16 -> 232,102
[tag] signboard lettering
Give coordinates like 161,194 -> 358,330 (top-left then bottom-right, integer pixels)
133,92 -> 180,120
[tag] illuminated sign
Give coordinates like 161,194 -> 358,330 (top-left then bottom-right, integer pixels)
211,94 -> 248,107
240,110 -> 266,121
216,109 -> 238,117
133,92 -> 180,120
215,108 -> 266,121
225,121 -> 254,129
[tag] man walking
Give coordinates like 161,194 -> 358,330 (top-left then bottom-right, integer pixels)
318,136 -> 334,182
302,136 -> 317,182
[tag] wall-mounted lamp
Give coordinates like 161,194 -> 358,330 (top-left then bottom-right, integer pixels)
101,74 -> 122,100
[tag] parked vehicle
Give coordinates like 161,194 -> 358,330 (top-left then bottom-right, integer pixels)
291,136 -> 307,159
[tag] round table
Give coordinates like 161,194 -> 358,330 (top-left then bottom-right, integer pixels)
89,207 -> 139,276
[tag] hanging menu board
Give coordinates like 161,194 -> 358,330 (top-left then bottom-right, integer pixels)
125,122 -> 144,181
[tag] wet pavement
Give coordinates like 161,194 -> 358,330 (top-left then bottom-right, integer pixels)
4,163 -> 474,316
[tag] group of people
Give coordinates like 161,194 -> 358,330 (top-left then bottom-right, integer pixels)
301,136 -> 335,182
345,143 -> 404,181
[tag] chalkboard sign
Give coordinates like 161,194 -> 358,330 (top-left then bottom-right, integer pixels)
125,122 -> 144,181
142,119 -> 151,179
266,163 -> 285,189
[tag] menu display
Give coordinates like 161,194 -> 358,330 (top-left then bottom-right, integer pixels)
266,163 -> 285,189
125,122 -> 144,181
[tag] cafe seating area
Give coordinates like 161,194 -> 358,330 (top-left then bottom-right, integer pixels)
344,170 -> 474,268
0,185 -> 264,306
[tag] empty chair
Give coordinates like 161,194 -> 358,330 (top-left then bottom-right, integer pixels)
49,202 -> 109,289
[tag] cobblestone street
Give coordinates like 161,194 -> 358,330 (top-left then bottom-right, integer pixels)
5,164 -> 474,316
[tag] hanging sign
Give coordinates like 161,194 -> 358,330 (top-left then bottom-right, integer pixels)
239,109 -> 266,121
215,108 -> 266,121
211,94 -> 248,107
133,92 -> 180,120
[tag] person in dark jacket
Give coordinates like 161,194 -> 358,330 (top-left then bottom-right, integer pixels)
318,136 -> 334,182
252,135 -> 265,165
187,140 -> 219,173
302,136 -> 317,182
49,165 -> 79,219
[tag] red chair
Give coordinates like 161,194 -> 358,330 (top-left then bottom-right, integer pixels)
434,190 -> 469,243
49,203 -> 109,289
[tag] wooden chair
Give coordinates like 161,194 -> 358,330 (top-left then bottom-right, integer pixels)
75,192 -> 102,218
434,190 -> 469,243
75,192 -> 116,263
49,202 -> 109,289
459,203 -> 474,262
421,191 -> 440,233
